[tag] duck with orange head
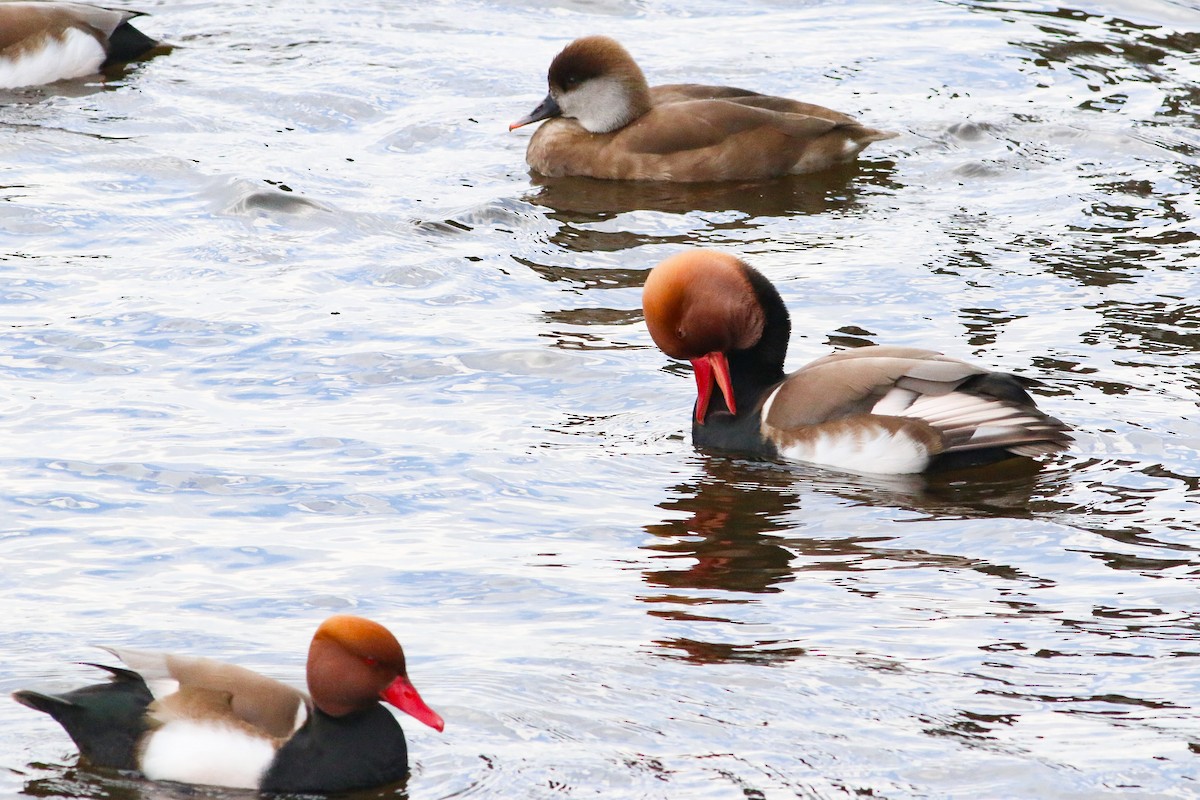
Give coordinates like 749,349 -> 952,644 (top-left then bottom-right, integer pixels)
13,615 -> 444,793
642,249 -> 1071,474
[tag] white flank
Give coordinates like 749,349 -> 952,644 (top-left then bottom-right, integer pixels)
777,426 -> 930,475
764,385 -> 929,474
0,28 -> 106,89
140,719 -> 276,789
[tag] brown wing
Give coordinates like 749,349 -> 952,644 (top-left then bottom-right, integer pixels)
0,3 -> 129,52
615,99 -> 844,156
103,646 -> 310,740
651,83 -> 767,104
764,348 -> 984,430
763,345 -> 1071,459
651,83 -> 860,124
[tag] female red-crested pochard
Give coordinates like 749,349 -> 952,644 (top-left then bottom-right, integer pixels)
12,615 -> 444,793
642,250 -> 1072,474
0,1 -> 160,89
509,35 -> 897,182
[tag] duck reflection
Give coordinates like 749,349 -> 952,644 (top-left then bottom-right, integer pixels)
643,456 -> 806,665
20,764 -> 408,800
526,161 -> 896,217
523,161 -> 898,255
644,457 -> 800,597
642,453 -> 1065,665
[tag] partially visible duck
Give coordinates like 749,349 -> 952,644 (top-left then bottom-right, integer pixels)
510,35 -> 897,182
0,1 -> 161,89
642,249 -> 1072,474
12,615 -> 445,793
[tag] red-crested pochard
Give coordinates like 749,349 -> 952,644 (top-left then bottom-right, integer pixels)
0,1 -> 161,89
642,250 -> 1072,474
509,35 -> 897,182
12,615 -> 444,793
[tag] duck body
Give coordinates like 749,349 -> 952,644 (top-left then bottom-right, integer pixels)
13,615 -> 443,793
643,250 -> 1072,475
0,1 -> 159,89
511,36 -> 896,182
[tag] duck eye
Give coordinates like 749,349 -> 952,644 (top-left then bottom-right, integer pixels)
364,656 -> 378,666
676,327 -> 686,340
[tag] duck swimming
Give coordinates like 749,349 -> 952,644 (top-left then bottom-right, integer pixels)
510,35 -> 897,182
642,249 -> 1072,474
13,615 -> 444,793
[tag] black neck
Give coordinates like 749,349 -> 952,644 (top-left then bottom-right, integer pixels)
692,265 -> 790,456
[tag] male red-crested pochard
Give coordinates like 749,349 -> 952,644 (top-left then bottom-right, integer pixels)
12,614 -> 444,793
0,1 -> 161,89
509,35 -> 897,182
642,250 -> 1072,474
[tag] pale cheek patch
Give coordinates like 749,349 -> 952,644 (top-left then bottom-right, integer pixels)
561,76 -> 635,133
140,720 -> 276,789
0,28 -> 106,89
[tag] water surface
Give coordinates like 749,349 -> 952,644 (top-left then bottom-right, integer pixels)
2,1 -> 1199,798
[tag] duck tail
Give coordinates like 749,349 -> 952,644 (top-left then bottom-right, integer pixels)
13,664 -> 153,769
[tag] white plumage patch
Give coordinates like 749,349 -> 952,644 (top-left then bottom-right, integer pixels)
869,387 -> 919,416
98,646 -> 179,699
145,677 -> 181,699
291,698 -> 309,733
775,426 -> 931,475
559,76 -> 637,133
0,28 -> 106,89
140,719 -> 276,789
763,385 -> 932,474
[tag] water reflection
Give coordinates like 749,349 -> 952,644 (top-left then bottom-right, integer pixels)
643,458 -> 800,598
518,256 -> 647,292
20,762 -> 409,800
523,161 -> 896,218
21,764 -> 244,800
641,454 -> 1065,664
520,161 -> 899,254
966,1 -> 1200,120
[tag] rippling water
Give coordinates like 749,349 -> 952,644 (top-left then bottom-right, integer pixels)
2,0 -> 1198,798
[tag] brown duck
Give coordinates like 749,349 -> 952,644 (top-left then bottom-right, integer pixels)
510,35 -> 897,181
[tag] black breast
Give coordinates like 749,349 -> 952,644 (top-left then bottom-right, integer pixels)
261,705 -> 409,794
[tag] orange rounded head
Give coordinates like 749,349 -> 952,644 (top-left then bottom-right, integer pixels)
306,614 -> 444,732
643,250 -> 767,423
642,249 -> 765,360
